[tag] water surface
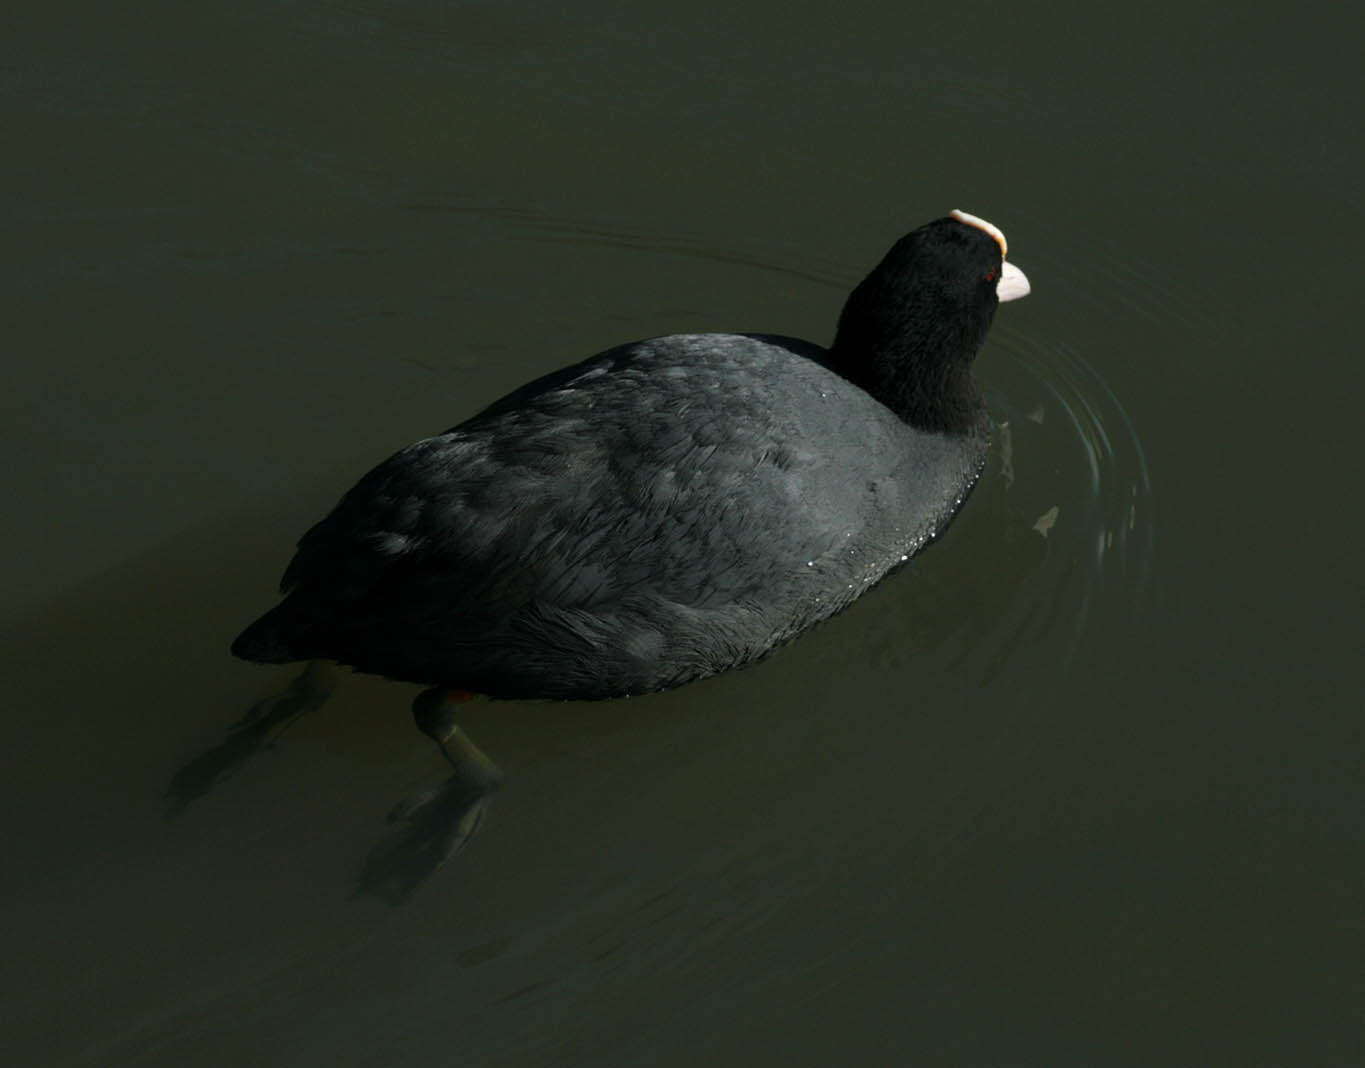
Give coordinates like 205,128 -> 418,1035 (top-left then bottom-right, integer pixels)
5,1 -> 1363,1064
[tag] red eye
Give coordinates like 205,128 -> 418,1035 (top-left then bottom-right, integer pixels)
985,267 -> 998,282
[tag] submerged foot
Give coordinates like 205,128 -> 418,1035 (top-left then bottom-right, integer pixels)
165,661 -> 336,816
354,688 -> 503,903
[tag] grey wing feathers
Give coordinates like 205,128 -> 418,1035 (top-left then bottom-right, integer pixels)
275,336 -> 894,626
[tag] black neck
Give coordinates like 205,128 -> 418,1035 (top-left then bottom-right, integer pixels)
827,274 -> 995,435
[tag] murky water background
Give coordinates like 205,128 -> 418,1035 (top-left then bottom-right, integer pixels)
5,1 -> 1363,1064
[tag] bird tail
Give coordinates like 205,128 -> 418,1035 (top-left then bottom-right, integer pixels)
230,598 -> 317,664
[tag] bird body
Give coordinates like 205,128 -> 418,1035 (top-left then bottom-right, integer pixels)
233,212 -> 1029,699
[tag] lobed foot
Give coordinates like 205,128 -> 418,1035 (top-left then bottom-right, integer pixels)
354,688 -> 504,903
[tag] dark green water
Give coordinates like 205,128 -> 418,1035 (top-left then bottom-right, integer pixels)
4,2 -> 1362,1064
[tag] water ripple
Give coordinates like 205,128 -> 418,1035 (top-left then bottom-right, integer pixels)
982,322 -> 1156,670
397,195 -> 856,289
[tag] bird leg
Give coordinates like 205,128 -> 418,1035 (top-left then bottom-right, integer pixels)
386,688 -> 503,823
412,687 -> 503,782
356,688 -> 505,901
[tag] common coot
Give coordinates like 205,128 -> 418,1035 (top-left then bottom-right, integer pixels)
234,210 -> 1029,703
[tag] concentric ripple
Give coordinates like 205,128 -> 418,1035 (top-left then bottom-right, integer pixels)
979,322 -> 1156,672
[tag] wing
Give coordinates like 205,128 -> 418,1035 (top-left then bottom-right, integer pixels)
264,334 -> 922,693
286,336 -> 873,601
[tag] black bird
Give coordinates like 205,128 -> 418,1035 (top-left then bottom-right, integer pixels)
233,210 -> 1029,790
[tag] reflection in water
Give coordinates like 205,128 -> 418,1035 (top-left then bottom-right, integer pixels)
164,661 -> 336,817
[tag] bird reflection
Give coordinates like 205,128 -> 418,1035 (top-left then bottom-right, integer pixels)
164,661 -> 335,817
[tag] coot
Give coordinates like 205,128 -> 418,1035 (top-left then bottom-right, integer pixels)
233,210 -> 1029,701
